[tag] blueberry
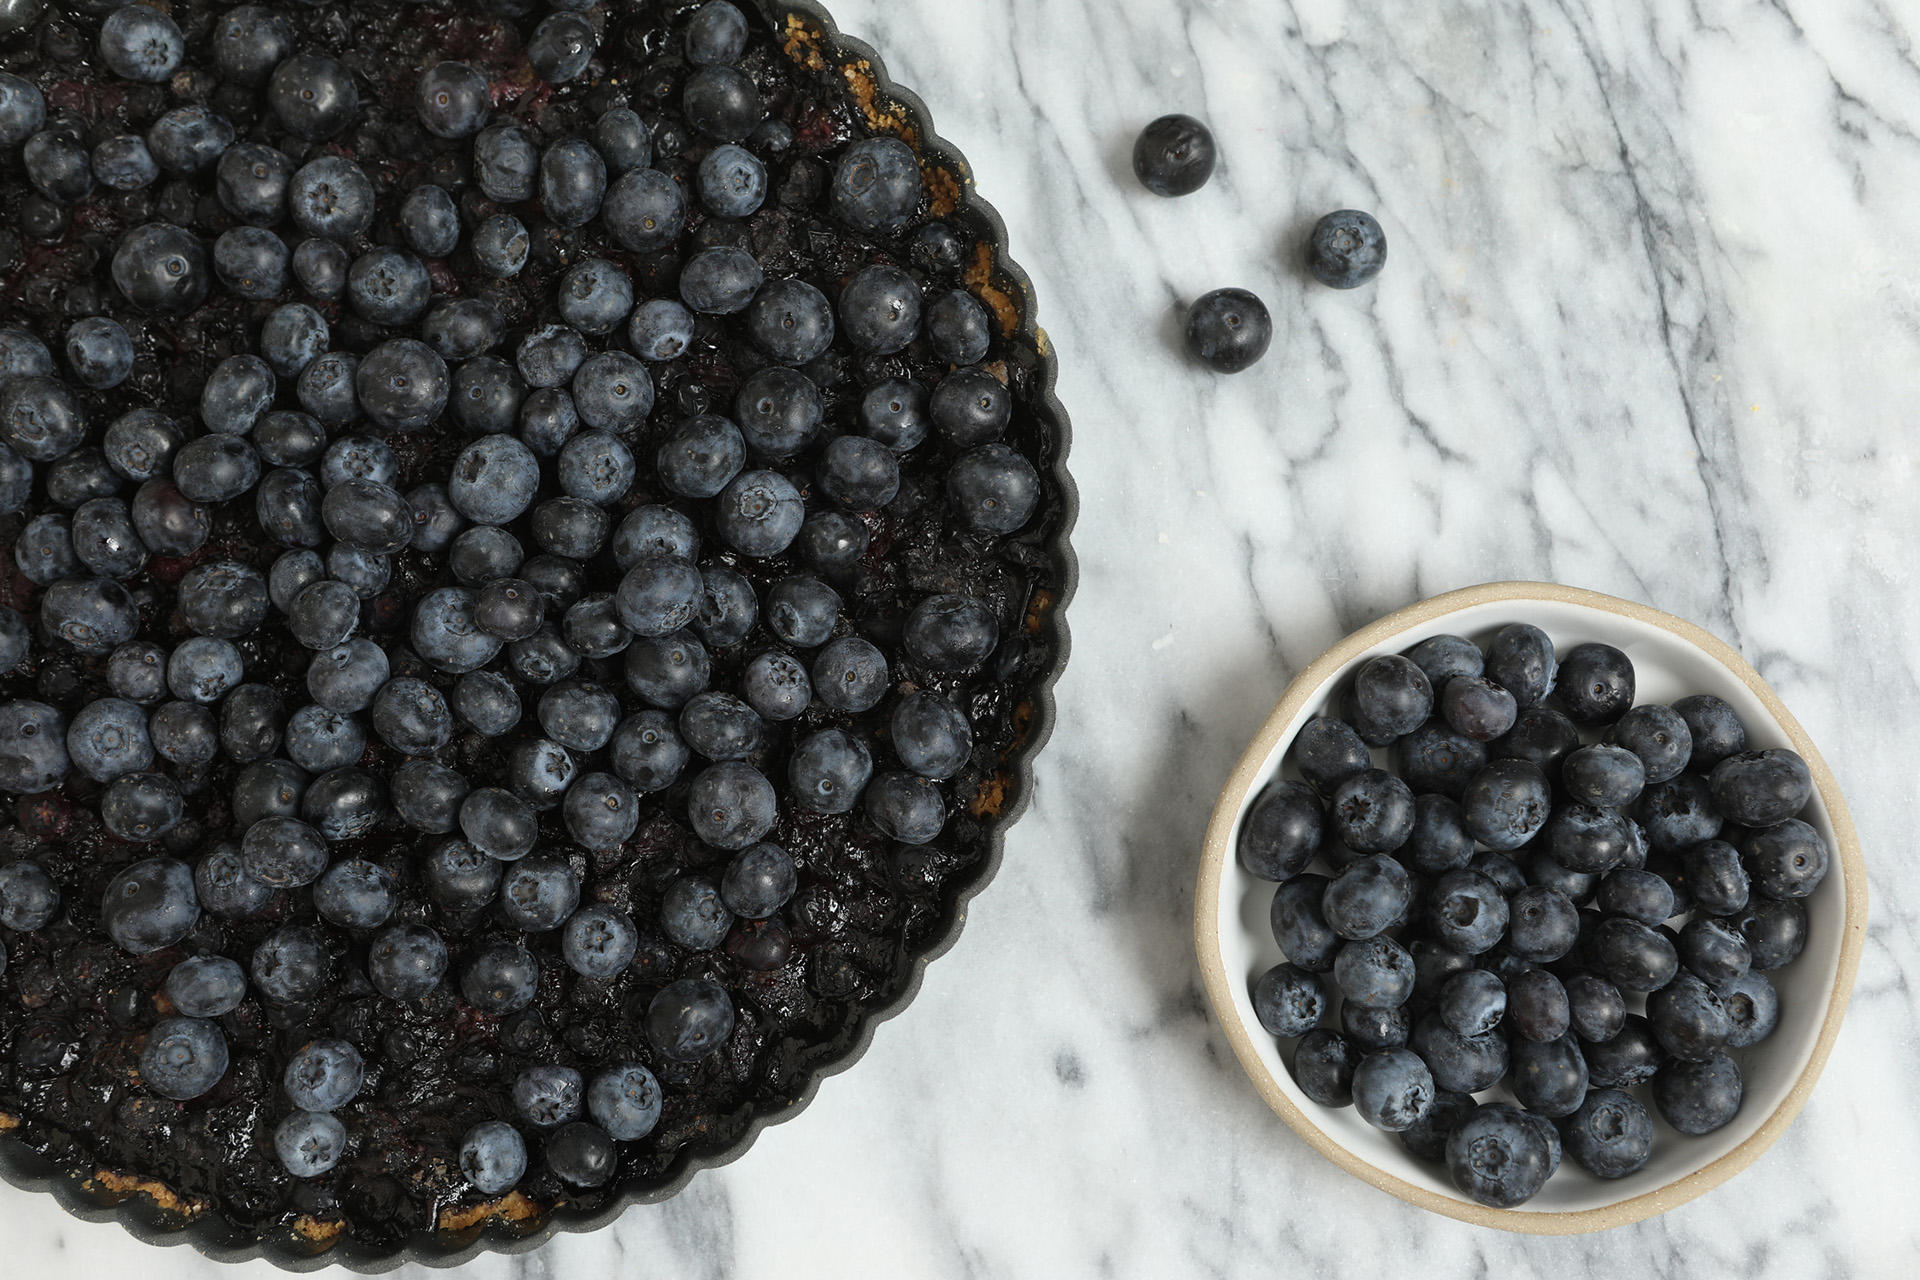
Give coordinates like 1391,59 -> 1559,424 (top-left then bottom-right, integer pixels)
947,443 -> 1040,535
469,124 -> 538,205
260,304 -> 329,378
684,63 -> 762,140
1320,768 -> 1409,856
678,246 -> 763,316
866,771 -> 946,844
422,840 -> 501,916
685,0 -> 750,63
697,143 -> 768,218
300,766 -> 383,842
0,375 -> 83,463
248,923 -> 326,1005
1477,624 -> 1554,711
469,212 -> 530,279
1431,676 -> 1511,744
282,1038 -> 365,1113
1348,1047 -> 1433,1133
606,712 -> 687,794
1505,966 -> 1572,1043
1680,839 -> 1748,917
292,236 -> 349,299
139,1014 -> 229,1102
723,651 -> 803,724
276,1111 -> 346,1178
461,940 -> 540,1016
1551,1086 -> 1653,1180
572,354 -> 652,434
1545,642 -> 1631,725
512,1065 -> 584,1130
586,110 -> 650,180
550,904 -> 638,983
537,680 -> 621,754
1551,973 -> 1621,1047
1540,803 -> 1632,876
688,761 -> 777,850
1392,720 -> 1487,801
450,525 -> 525,586
70,497 -> 147,578
1307,209 -> 1388,289
213,142 -> 293,228
38,577 -> 136,656
1286,1028 -> 1358,1107
92,134 -> 158,191
612,556 -> 702,641
1249,963 -> 1328,1039
1441,1102 -> 1551,1207
832,136 -> 921,232
307,639 -> 389,713
146,105 -> 235,178
356,337 -> 449,433
806,637 -> 887,716
101,5 -> 186,82
656,875 -> 730,951
1679,916 -> 1751,989
1284,718 -> 1366,801
828,266 -> 919,357
1398,794 -> 1470,876
857,379 -> 932,453
312,858 -> 396,930
604,167 -> 687,252
1256,878 -> 1335,977
100,773 -> 184,843
792,431 -> 880,510
1423,869 -> 1509,956
270,53 -> 359,139
297,351 -> 359,426
925,290 -> 991,365
1592,706 -> 1686,788
230,760 -> 305,828
162,955 -> 247,1020
240,815 -> 328,889
717,470 -> 805,557
414,61 -> 489,139
541,1121 -> 614,1188
1130,112 -> 1216,196
1591,916 -> 1679,992
529,12 -> 597,83
646,977 -> 735,1063
747,278 -> 837,365
559,594 -> 631,660
628,298 -> 695,363
655,414 -> 746,500
1557,745 -> 1642,812
1184,288 -> 1272,373
516,389 -> 581,459
1711,748 -> 1814,829
796,511 -> 870,577
64,317 -> 135,391
735,366 -> 824,456
470,577 -> 541,644
387,761 -> 468,837
1318,854 -> 1411,941
1335,935 -> 1416,1010
62,696 -> 151,783
289,156 -> 374,241
1638,773 -> 1724,852
453,1120 -> 527,1196
1409,1008 -> 1509,1093
209,4 -> 292,84
1712,970 -> 1778,1050
461,786 -> 539,862
0,72 -> 44,146
1453,759 -> 1547,851
169,437 -> 260,510
1649,1049 -> 1743,1135
1439,968 -> 1506,1037
104,410 -> 183,483
1394,640 -> 1475,695
0,859 -> 58,931
1663,696 -> 1743,776
539,140 -> 608,232
449,434 -> 540,525
1730,895 -> 1811,969
1237,780 -> 1322,882
0,608 -> 25,675
443,673 -> 517,743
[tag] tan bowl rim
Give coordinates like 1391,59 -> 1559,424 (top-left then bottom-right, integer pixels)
1193,580 -> 1869,1234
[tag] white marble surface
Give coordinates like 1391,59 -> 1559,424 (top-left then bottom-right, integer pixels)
11,0 -> 1920,1273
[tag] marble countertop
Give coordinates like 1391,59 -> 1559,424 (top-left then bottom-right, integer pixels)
9,0 -> 1920,1274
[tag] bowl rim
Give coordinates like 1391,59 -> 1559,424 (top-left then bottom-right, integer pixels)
0,0 -> 1080,1268
1193,580 -> 1868,1234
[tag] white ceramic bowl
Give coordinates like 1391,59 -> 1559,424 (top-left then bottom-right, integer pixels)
1195,582 -> 1867,1233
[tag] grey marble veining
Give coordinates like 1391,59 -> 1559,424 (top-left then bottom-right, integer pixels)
9,0 -> 1920,1274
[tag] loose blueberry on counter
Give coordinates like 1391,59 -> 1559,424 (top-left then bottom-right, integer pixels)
1132,113 -> 1216,196
1184,288 -> 1272,373
1307,210 -> 1388,289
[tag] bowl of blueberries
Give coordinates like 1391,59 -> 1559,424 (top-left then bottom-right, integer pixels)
1195,581 -> 1866,1232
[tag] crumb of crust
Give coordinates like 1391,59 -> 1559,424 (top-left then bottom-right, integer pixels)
924,163 -> 962,217
1034,326 -> 1053,358
965,242 -> 1020,337
968,770 -> 1011,818
1011,698 -> 1034,746
1024,587 -> 1056,634
0,1113 -> 19,1131
437,1189 -> 544,1232
87,1170 -> 208,1219
839,60 -> 917,144
292,1214 -> 346,1245
782,16 -> 828,70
